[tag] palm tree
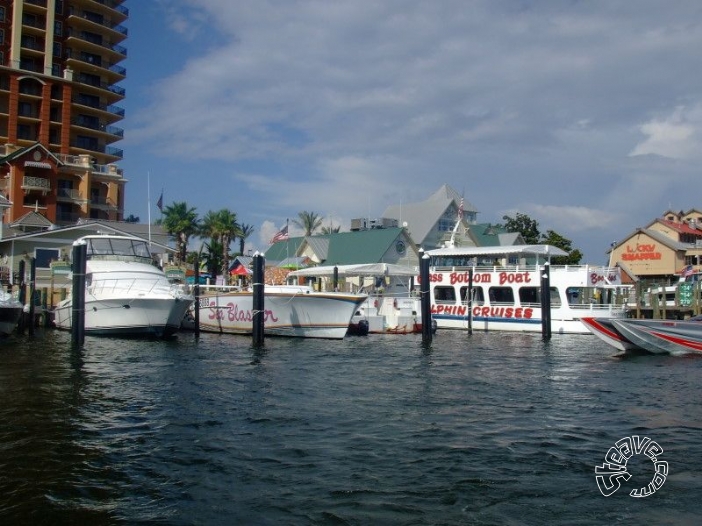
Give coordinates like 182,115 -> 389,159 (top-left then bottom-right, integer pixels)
157,201 -> 199,265
294,211 -> 323,236
201,238 -> 224,282
237,223 -> 255,255
321,225 -> 341,234
199,209 -> 239,282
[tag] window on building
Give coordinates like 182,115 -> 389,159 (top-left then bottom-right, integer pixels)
17,124 -> 33,140
54,21 -> 63,37
18,102 -> 34,117
35,248 -> 61,269
76,135 -> 98,150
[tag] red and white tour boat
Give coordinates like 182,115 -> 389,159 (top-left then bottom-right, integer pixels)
425,245 -> 628,334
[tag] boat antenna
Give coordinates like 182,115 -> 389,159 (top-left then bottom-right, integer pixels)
147,171 -> 152,245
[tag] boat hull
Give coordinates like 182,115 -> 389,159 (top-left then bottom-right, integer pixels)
610,318 -> 702,355
0,304 -> 23,335
433,305 -> 626,334
580,317 -> 640,351
194,290 -> 366,339
351,296 -> 425,334
54,296 -> 193,338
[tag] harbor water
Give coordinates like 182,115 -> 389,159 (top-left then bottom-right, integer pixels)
1,329 -> 700,525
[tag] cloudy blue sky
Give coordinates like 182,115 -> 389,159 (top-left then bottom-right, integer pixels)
119,0 -> 702,262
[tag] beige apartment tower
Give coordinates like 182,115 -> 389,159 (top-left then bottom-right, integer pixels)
0,0 -> 127,225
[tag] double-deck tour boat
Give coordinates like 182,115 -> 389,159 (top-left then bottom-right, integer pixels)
425,244 -> 628,334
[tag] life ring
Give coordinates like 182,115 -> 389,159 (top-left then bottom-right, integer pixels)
373,299 -> 379,308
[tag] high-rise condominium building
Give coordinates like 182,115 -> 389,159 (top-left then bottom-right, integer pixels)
0,0 -> 127,226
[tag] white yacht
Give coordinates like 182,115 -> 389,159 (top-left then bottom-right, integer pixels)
53,235 -> 194,338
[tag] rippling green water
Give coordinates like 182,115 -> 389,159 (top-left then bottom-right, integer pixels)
1,329 -> 700,525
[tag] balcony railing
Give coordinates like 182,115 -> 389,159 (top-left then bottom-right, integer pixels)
94,0 -> 129,17
68,10 -> 129,37
57,188 -> 86,202
56,212 -> 81,223
90,196 -> 119,211
73,97 -> 126,118
68,143 -> 124,160
106,146 -> 123,158
22,175 -> 51,192
67,29 -> 128,57
72,118 -> 124,137
91,163 -> 124,178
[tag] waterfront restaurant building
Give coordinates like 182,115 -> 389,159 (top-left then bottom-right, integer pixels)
0,0 -> 128,226
608,210 -> 702,284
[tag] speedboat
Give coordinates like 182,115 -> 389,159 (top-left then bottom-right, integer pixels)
609,318 -> 702,355
192,285 -> 367,339
581,317 -> 640,352
0,290 -> 23,336
53,234 -> 194,338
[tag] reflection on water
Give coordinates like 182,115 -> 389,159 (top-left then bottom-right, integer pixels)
1,328 -> 701,525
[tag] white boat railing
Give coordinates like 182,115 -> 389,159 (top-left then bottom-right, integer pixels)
90,277 -> 175,296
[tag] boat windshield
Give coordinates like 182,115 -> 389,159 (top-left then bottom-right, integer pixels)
86,237 -> 153,259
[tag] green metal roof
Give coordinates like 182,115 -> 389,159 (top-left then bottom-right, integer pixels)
469,223 -> 513,246
263,237 -> 305,262
265,227 -> 408,266
324,228 -> 405,265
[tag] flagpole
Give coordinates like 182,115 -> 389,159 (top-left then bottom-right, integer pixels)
285,218 -> 289,262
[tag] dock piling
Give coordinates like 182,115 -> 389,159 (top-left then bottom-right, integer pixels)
252,253 -> 265,346
420,251 -> 432,344
540,264 -> 552,340
71,240 -> 87,347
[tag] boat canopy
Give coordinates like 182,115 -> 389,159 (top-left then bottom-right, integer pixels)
426,244 -> 568,258
288,262 -> 418,278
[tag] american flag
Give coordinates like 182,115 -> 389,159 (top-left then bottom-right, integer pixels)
681,264 -> 695,277
270,224 -> 289,244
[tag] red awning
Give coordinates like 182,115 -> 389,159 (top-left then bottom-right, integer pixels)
230,265 -> 252,276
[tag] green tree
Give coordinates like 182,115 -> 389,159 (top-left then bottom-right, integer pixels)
200,209 -> 239,282
500,213 -> 583,264
541,230 -> 583,265
201,238 -> 224,281
500,213 -> 540,244
157,201 -> 199,265
124,214 -> 140,223
237,223 -> 255,255
321,224 -> 341,234
293,211 -> 323,236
